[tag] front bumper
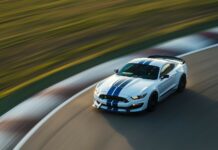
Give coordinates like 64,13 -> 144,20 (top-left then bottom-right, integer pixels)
92,95 -> 147,113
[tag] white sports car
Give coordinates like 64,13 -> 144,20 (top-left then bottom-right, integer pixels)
93,55 -> 188,113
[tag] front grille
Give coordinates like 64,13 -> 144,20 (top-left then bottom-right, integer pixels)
100,103 -> 143,110
99,94 -> 128,103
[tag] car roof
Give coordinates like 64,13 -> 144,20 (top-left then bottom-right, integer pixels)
129,58 -> 169,68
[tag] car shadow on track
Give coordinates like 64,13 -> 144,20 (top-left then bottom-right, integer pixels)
99,89 -> 218,150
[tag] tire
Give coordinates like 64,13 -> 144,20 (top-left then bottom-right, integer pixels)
147,92 -> 158,112
177,74 -> 186,93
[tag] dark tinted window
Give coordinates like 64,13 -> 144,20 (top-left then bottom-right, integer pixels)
160,63 -> 175,77
118,63 -> 159,80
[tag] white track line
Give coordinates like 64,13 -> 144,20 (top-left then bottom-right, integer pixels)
178,43 -> 218,57
14,43 -> 218,150
14,84 -> 96,150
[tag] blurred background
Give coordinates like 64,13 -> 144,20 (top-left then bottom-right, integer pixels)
0,0 -> 218,101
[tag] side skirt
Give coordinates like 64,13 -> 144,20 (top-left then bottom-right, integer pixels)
159,86 -> 177,101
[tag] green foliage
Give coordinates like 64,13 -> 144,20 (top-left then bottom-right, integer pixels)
0,0 -> 218,97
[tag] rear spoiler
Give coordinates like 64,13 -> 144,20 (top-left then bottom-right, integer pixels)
148,55 -> 185,64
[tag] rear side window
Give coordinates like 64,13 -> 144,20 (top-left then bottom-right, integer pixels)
160,63 -> 175,76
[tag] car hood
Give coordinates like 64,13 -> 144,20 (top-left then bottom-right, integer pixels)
97,74 -> 155,97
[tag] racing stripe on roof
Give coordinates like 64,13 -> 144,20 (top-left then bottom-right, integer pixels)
138,60 -> 145,64
112,79 -> 133,96
143,60 -> 153,65
139,59 -> 153,65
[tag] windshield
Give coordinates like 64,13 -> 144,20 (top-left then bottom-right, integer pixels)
118,63 -> 159,80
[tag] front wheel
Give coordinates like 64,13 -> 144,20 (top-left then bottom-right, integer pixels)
147,92 -> 158,112
177,74 -> 186,93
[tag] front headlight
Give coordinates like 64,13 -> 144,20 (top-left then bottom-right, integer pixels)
94,88 -> 99,96
131,93 -> 147,100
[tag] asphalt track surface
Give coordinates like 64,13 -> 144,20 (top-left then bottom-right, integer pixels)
22,47 -> 218,150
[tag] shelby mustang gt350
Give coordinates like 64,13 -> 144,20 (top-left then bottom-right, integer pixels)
93,55 -> 188,113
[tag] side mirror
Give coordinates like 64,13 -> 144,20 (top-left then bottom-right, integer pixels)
160,74 -> 169,80
114,69 -> 119,74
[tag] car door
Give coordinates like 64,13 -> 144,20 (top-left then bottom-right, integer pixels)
167,63 -> 177,88
158,63 -> 176,97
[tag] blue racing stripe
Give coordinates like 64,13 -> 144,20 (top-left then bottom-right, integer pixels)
138,60 -> 152,65
107,106 -> 113,111
112,100 -> 119,107
113,107 -> 118,112
139,60 -> 145,64
113,101 -> 119,112
107,86 -> 116,96
139,60 -> 153,65
106,99 -> 112,106
107,79 -> 125,95
112,79 -> 133,96
143,60 -> 152,65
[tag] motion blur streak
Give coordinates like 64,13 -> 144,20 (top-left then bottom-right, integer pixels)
0,1 -> 218,149
1,0 -> 218,99
0,28 -> 217,150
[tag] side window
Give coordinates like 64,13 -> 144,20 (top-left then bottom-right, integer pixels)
160,63 -> 175,77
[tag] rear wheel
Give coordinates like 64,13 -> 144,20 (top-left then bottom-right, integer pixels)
177,74 -> 186,93
147,92 -> 158,112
